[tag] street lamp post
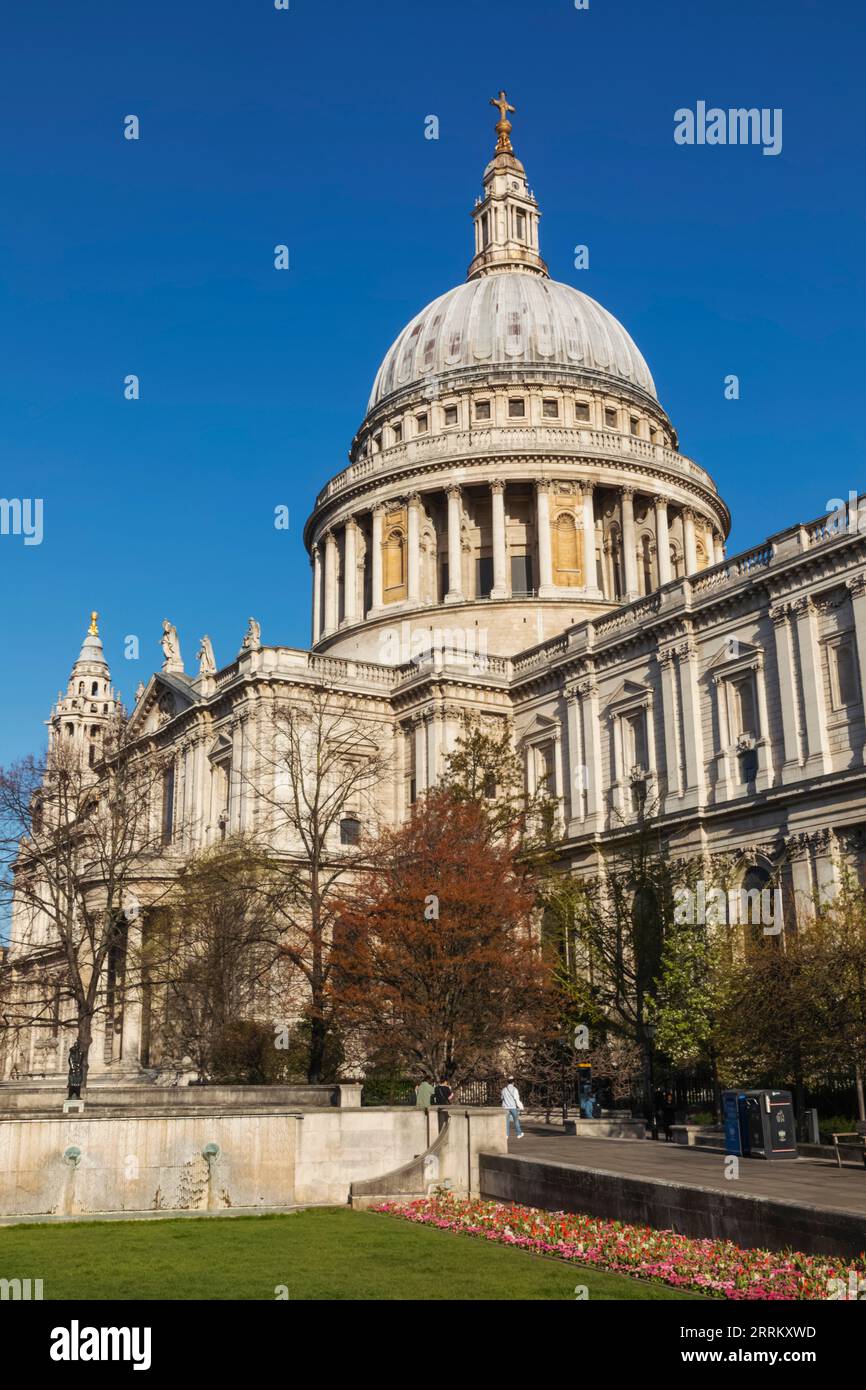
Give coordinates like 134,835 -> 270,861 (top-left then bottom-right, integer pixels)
646,1021 -> 659,1141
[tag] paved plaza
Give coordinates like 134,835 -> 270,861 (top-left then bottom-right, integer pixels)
506,1128 -> 866,1219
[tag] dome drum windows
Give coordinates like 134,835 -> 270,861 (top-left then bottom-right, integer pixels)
552,507 -> 583,588
381,505 -> 408,605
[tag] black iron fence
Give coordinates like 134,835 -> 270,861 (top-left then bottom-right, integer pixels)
361,1069 -> 862,1123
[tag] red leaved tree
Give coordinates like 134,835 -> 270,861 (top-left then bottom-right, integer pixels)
332,788 -> 547,1086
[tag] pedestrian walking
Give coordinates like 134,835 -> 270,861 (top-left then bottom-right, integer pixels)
501,1076 -> 525,1139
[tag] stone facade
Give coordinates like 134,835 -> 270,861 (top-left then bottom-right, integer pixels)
3,109 -> 866,1084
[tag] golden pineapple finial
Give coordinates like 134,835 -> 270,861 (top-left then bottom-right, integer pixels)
88,611 -> 99,637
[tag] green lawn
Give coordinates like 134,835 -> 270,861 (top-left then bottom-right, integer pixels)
0,1207 -> 699,1300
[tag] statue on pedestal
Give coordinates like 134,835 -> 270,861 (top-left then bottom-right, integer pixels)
67,1040 -> 83,1099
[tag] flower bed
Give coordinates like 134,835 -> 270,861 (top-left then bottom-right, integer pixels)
372,1194 -> 866,1299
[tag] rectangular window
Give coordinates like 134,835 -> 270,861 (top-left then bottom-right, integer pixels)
574,401 -> 591,422
510,553 -> 534,595
733,677 -> 757,738
444,404 -> 458,426
542,399 -> 559,418
536,743 -> 555,796
626,711 -> 648,771
630,417 -> 640,437
416,413 -> 428,434
482,213 -> 490,248
392,421 -> 402,443
515,210 -> 526,239
831,639 -> 858,708
476,555 -> 494,598
475,400 -> 491,421
161,764 -> 175,846
508,398 -> 525,419
604,407 -> 618,428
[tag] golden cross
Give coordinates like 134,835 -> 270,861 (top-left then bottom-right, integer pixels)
490,90 -> 515,123
490,91 -> 516,153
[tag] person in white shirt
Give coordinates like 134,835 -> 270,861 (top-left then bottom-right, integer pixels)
501,1076 -> 524,1139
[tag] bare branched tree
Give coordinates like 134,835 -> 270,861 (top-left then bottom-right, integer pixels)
249,688 -> 392,1082
0,720 -> 169,1086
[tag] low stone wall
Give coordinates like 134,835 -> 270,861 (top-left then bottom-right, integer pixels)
0,1105 -> 507,1219
479,1154 -> 866,1261
0,1083 -> 360,1114
350,1108 -> 507,1207
562,1118 -> 645,1139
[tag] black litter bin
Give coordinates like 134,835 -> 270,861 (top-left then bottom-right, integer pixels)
738,1089 -> 798,1159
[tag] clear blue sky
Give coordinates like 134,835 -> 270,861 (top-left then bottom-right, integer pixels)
1,0 -> 864,766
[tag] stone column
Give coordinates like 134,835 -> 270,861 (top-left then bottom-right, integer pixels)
536,481 -> 553,595
658,648 -> 682,805
754,657 -> 775,790
770,603 -> 802,780
621,486 -> 639,599
490,480 -> 508,598
343,519 -> 358,626
792,596 -> 830,776
579,679 -> 603,828
654,495 -> 672,586
564,686 -> 585,824
407,494 -> 421,605
677,639 -> 706,809
413,718 -> 428,795
712,532 -> 726,566
683,508 -> 698,576
426,709 -> 440,786
445,486 -> 463,603
323,530 -> 338,635
119,914 -> 143,1072
311,544 -> 322,643
846,574 -> 866,761
371,505 -> 384,614
581,483 -> 600,595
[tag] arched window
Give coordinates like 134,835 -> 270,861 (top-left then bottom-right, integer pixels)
553,512 -> 582,586
383,528 -> 407,603
340,816 -> 361,847
670,542 -> 683,580
738,865 -> 781,954
91,681 -> 99,696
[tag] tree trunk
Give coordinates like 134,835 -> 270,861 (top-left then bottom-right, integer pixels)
855,1061 -> 865,1123
77,1011 -> 93,1090
307,1012 -> 327,1085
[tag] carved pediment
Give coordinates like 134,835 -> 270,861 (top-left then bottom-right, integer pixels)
127,673 -> 198,737
520,712 -> 558,741
605,678 -> 652,712
706,638 -> 762,674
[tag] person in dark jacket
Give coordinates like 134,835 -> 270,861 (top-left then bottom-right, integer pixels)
433,1077 -> 453,1106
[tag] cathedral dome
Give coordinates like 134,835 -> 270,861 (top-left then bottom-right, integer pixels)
368,273 -> 657,413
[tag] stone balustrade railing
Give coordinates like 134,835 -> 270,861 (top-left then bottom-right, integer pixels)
314,425 -> 719,509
